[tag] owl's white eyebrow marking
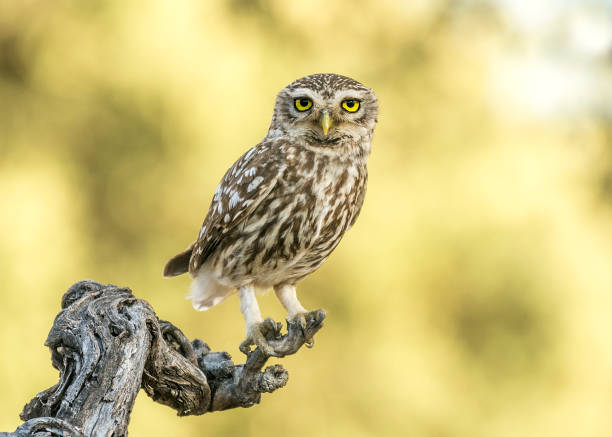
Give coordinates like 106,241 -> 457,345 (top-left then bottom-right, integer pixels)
247,176 -> 264,192
334,89 -> 368,102
288,88 -> 324,104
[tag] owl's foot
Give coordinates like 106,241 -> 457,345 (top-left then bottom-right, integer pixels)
240,318 -> 281,357
288,310 -> 323,348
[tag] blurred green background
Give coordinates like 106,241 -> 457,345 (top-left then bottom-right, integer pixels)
2,1 -> 612,436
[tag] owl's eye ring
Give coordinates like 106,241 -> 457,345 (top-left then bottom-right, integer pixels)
341,99 -> 360,113
294,98 -> 313,112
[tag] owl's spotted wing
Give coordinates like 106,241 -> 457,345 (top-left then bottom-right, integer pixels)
188,141 -> 285,275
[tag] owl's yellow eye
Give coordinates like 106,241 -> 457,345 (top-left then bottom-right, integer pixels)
294,98 -> 313,111
341,99 -> 360,112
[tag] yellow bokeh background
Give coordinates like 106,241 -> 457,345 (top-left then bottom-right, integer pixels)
2,1 -> 612,436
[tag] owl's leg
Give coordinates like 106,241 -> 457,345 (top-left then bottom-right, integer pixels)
238,285 -> 279,357
274,284 -> 315,348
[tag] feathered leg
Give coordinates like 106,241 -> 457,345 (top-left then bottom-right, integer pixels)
274,284 -> 315,347
238,285 -> 279,356
274,284 -> 306,316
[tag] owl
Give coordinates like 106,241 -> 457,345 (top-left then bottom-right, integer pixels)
163,73 -> 378,356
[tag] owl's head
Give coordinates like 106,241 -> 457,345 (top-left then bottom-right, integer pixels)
268,73 -> 378,145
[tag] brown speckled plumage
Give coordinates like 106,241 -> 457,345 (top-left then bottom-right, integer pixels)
164,73 -> 377,354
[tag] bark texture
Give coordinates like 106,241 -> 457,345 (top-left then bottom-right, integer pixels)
1,280 -> 325,437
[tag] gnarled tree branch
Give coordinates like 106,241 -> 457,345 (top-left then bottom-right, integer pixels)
0,280 -> 325,437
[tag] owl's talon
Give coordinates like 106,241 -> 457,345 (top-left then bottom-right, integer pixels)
295,313 -> 307,332
241,320 -> 281,357
289,311 -> 318,348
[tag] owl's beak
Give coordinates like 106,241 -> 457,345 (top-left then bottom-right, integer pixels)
319,110 -> 333,136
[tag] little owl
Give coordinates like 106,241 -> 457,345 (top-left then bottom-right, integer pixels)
164,73 -> 378,356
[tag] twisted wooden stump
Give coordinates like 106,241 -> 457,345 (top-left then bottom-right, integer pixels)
1,280 -> 325,437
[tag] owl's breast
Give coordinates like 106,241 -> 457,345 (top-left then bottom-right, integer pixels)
301,156 -> 367,256
210,146 -> 368,287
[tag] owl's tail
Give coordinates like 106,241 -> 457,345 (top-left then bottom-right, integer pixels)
163,243 -> 194,277
188,267 -> 234,311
